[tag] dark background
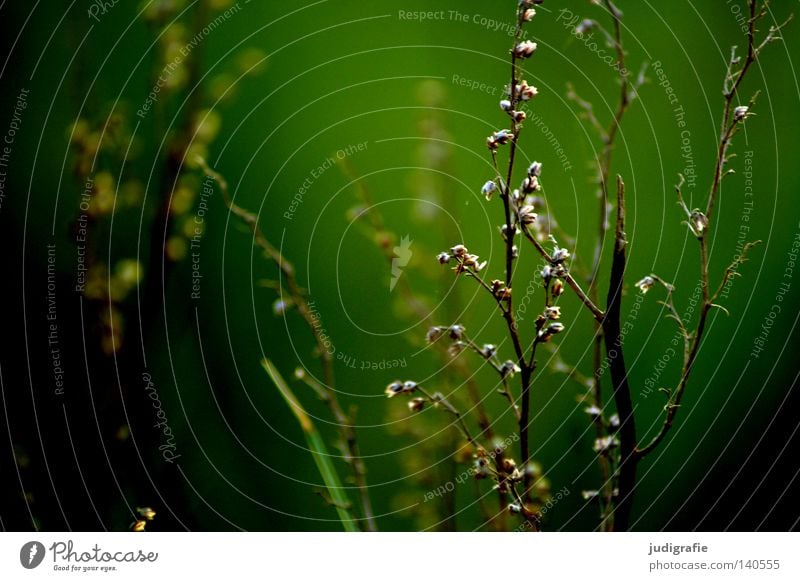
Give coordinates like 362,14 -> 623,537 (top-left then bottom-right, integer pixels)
0,0 -> 798,531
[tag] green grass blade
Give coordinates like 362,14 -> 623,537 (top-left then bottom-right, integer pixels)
261,359 -> 359,532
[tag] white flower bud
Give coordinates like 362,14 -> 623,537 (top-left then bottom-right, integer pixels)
481,180 -> 497,200
635,276 -> 655,294
514,40 -> 538,58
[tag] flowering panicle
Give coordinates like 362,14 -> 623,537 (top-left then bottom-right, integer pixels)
385,0 -> 569,531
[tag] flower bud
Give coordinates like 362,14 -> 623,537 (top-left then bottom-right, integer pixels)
502,457 -> 517,472
481,344 -> 497,358
448,324 -> 466,340
522,175 -> 540,193
691,210 -> 709,235
518,205 -> 537,225
551,246 -> 570,264
136,507 -> 157,521
575,19 -> 595,35
385,380 -> 417,397
481,180 -> 497,200
473,458 -> 490,480
582,490 -> 600,501
593,435 -> 620,453
487,129 -> 514,149
500,360 -> 522,378
516,80 -> 538,100
538,322 -> 565,342
450,244 -> 468,257
584,405 -> 602,418
635,276 -> 655,294
408,397 -> 425,412
544,306 -> 561,320
426,326 -> 444,343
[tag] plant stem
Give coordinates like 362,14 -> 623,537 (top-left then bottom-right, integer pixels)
589,0 -> 630,530
634,0 -> 786,460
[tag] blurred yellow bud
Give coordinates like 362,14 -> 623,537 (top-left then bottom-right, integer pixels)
166,236 -> 188,261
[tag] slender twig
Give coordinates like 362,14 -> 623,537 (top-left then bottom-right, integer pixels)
520,226 -> 605,322
586,0 -> 632,295
707,1 -> 792,222
650,275 -> 692,358
570,0 -> 636,531
416,386 -> 480,449
635,242 -> 760,458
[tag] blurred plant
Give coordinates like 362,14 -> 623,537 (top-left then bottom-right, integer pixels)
196,159 -> 377,532
65,0 -> 265,530
385,0 -> 787,532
